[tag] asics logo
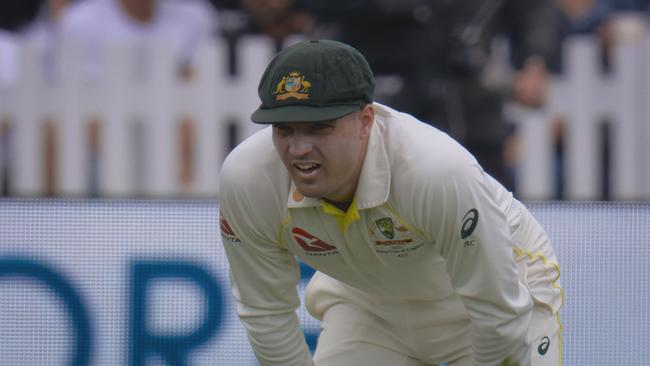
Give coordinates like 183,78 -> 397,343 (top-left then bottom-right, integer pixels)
460,208 -> 479,239
538,336 -> 550,355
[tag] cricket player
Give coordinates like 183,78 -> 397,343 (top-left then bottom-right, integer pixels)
218,40 -> 563,366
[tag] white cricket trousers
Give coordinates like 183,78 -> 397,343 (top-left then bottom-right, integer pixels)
309,207 -> 562,365
312,301 -> 561,366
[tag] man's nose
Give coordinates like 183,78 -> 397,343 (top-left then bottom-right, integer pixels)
288,134 -> 313,156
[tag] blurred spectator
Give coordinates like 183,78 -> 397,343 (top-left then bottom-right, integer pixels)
59,0 -> 219,79
0,31 -> 19,87
551,0 -> 648,198
56,0 -> 220,194
216,0 -> 312,43
23,0 -> 70,41
215,0 -> 313,76
238,0 -> 313,42
609,0 -> 650,11
557,0 -> 610,36
553,0 -> 611,74
1,0 -> 72,85
0,0 -> 73,196
0,1 -> 42,32
554,0 -> 650,72
308,0 -> 560,190
550,0 -> 610,198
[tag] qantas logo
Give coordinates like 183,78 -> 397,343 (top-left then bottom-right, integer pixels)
291,227 -> 337,252
219,213 -> 240,243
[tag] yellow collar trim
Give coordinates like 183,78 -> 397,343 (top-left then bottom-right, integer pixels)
321,195 -> 360,232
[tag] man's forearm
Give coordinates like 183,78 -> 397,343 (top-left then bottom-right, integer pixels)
241,311 -> 314,366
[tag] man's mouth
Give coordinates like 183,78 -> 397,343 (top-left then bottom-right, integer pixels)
293,162 -> 321,175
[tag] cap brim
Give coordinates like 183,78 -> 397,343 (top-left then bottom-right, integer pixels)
251,104 -> 361,124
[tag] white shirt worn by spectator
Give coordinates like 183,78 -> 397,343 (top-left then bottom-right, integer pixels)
0,8 -> 62,87
0,30 -> 19,86
59,0 -> 218,79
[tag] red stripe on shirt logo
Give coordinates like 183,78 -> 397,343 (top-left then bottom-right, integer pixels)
219,213 -> 240,242
291,227 -> 336,252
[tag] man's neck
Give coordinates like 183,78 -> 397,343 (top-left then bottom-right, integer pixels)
119,0 -> 155,24
322,198 -> 352,213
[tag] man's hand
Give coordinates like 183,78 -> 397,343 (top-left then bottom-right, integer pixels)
500,356 -> 521,366
514,57 -> 549,108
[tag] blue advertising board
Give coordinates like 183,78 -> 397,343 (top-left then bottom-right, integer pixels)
1,199 -> 648,365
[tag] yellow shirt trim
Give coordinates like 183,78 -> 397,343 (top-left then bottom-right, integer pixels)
278,215 -> 293,249
513,246 -> 565,365
321,196 -> 360,232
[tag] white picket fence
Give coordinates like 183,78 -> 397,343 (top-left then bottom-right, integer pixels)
0,36 -> 281,197
512,34 -> 650,200
0,34 -> 649,199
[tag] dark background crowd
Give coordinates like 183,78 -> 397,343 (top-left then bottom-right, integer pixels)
2,0 -> 649,197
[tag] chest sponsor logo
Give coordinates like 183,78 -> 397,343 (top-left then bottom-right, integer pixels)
219,213 -> 241,243
291,227 -> 338,255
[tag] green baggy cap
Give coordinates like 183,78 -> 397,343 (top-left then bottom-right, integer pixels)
251,40 -> 375,124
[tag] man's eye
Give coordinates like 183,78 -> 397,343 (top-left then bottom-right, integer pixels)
311,124 -> 333,131
274,125 -> 292,135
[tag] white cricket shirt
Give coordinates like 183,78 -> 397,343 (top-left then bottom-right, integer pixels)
219,103 -> 562,366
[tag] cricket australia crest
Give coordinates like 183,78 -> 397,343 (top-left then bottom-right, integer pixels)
368,210 -> 427,257
275,71 -> 311,101
375,217 -> 395,239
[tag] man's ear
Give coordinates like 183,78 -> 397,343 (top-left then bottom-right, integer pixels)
359,104 -> 374,137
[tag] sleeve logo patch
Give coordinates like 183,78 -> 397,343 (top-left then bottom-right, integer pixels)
219,213 -> 241,243
460,209 -> 479,240
538,336 -> 550,355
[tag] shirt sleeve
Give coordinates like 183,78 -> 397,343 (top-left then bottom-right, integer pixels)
219,173 -> 313,365
433,162 -> 533,366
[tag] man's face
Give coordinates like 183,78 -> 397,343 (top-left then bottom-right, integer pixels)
272,105 -> 374,202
